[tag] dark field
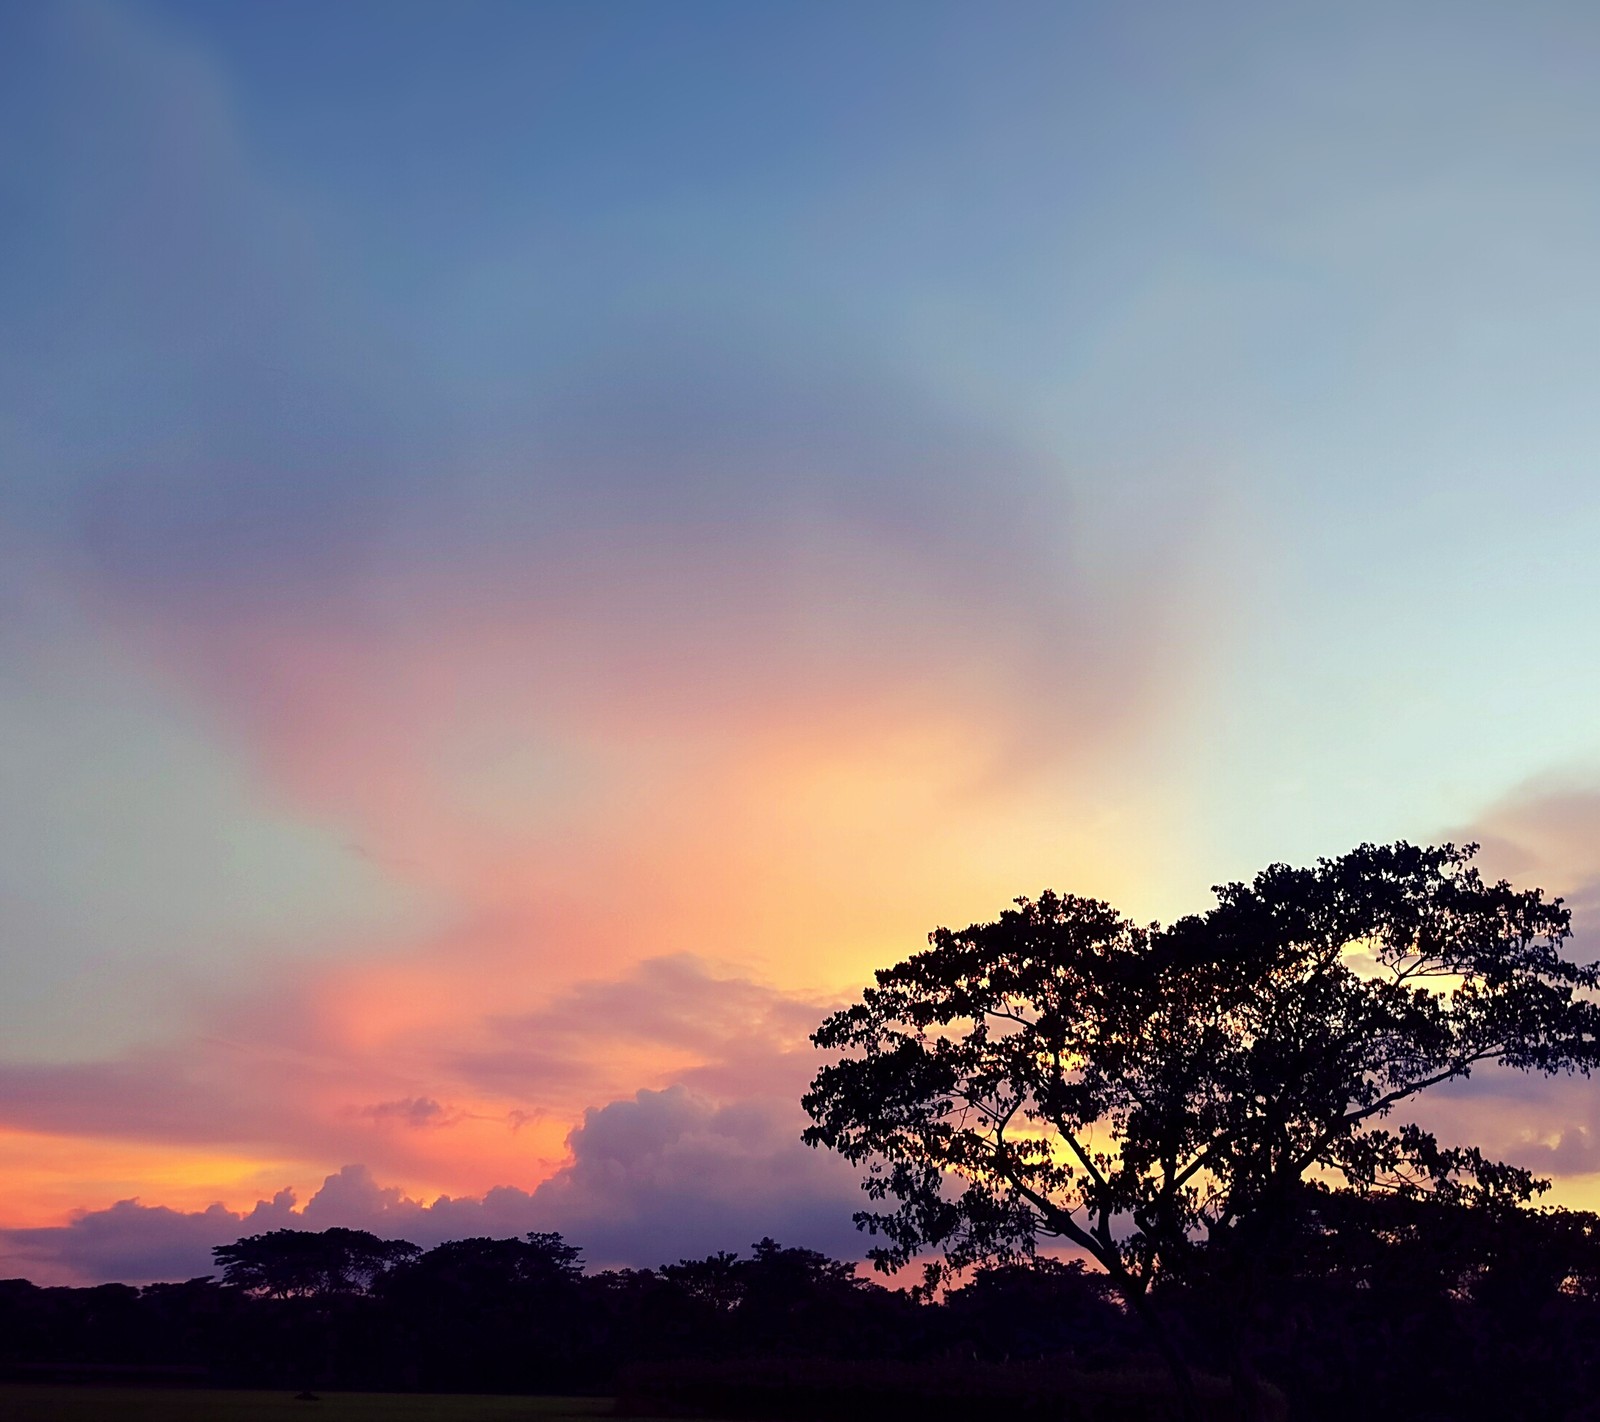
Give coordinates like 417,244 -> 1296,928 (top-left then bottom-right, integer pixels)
0,1388 -> 636,1422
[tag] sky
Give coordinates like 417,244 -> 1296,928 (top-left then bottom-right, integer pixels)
2,0 -> 1600,1286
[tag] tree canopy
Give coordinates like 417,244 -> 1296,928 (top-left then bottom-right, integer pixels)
803,843 -> 1600,1347
212,1227 -> 420,1298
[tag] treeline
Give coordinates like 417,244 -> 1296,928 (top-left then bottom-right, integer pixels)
3,1195 -> 1600,1420
0,1232 -> 1093,1395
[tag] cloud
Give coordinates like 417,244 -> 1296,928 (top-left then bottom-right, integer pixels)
2,7 -> 1220,811
0,0 -> 1220,1275
530,1086 -> 866,1267
1450,777 -> 1600,941
0,953 -> 852,1247
349,1098 -> 461,1130
1390,779 -> 1600,1184
454,954 -> 833,1101
0,1083 -> 868,1287
0,953 -> 827,1146
0,0 -> 1224,1098
0,1192 -> 298,1288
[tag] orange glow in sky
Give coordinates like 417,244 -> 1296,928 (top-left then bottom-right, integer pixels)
5,0 -> 1600,1286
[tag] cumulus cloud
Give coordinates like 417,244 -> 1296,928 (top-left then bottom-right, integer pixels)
530,1086 -> 865,1267
0,949 -> 861,1290
0,952 -> 863,1284
0,1192 -> 298,1288
0,1084 -> 868,1287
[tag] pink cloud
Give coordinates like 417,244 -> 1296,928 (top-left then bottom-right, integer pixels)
1453,778 -> 1600,938
529,1086 -> 866,1267
0,1084 -> 867,1287
1387,782 -> 1600,1190
0,0 -> 1235,1289
0,955 -> 845,1233
0,1192 -> 298,1288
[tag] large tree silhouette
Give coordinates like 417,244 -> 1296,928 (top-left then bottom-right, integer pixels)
803,842 -> 1600,1416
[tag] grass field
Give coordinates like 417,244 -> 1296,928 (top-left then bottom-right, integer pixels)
0,1386 -> 636,1422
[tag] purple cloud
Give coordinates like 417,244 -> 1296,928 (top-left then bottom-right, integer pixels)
349,1098 -> 461,1130
454,954 -> 834,1100
1392,782 -> 1600,1181
0,1086 -> 867,1287
0,1192 -> 298,1288
529,1086 -> 866,1268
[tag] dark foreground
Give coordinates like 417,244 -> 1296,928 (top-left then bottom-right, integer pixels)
0,1388 -> 629,1422
9,1217 -> 1600,1421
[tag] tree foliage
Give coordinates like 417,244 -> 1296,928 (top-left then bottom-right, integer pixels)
802,843 -> 1600,1307
212,1227 -> 420,1298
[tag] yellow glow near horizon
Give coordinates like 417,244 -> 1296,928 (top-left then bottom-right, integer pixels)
0,1129 -> 322,1229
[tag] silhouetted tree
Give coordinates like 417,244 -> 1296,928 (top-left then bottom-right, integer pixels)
14,1210 -> 1600,1412
379,1233 -> 587,1391
1197,1188 -> 1600,1421
213,1227 -> 420,1298
803,842 -> 1600,1419
659,1251 -> 746,1313
211,1228 -> 421,1390
941,1258 -> 1130,1365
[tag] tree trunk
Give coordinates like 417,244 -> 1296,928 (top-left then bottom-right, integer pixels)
1126,1288 -> 1202,1422
1220,1217 -> 1277,1422
1227,1335 -> 1271,1422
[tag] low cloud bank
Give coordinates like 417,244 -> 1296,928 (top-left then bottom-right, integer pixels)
0,1085 -> 867,1286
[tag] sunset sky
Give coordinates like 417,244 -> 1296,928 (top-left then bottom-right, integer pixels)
4,0 -> 1600,1286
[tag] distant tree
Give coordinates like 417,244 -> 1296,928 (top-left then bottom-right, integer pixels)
745,1236 -> 862,1292
386,1231 -> 583,1293
735,1238 -> 882,1356
803,843 -> 1600,1418
654,1239 -> 905,1361
1206,1188 -> 1600,1420
658,1239 -> 863,1316
658,1251 -> 746,1313
378,1233 -> 587,1392
213,1228 -> 420,1298
940,1258 -> 1130,1365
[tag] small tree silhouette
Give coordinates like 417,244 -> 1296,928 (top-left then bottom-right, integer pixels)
213,1227 -> 420,1299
